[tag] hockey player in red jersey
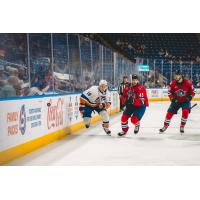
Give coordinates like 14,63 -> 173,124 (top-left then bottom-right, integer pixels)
159,70 -> 195,134
118,74 -> 149,136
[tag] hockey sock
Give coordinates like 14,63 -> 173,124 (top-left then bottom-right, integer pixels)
131,116 -> 140,127
121,114 -> 129,132
181,109 -> 189,127
102,121 -> 109,129
83,117 -> 91,126
164,112 -> 173,127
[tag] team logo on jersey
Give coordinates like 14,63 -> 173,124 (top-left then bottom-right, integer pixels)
87,92 -> 92,96
176,89 -> 185,97
19,104 -> 26,135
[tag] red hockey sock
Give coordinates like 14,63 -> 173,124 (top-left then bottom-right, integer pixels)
164,112 -> 174,127
121,114 -> 129,132
131,116 -> 140,127
181,109 -> 189,127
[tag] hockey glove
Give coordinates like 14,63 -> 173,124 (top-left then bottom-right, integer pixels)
125,96 -> 134,107
186,95 -> 192,102
171,98 -> 179,106
125,90 -> 134,106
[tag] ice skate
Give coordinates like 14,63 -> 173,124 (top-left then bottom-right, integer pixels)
180,126 -> 184,134
118,131 -> 127,136
159,126 -> 168,134
85,124 -> 90,129
103,128 -> 111,135
134,125 -> 140,134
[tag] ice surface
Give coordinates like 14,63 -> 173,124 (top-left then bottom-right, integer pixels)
8,101 -> 200,166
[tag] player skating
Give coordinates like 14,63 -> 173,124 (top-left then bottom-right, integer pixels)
118,74 -> 149,136
159,70 -> 195,134
79,80 -> 111,135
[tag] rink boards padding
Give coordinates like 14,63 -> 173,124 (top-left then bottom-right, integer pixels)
147,89 -> 200,102
1,89 -> 200,165
0,91 -> 120,165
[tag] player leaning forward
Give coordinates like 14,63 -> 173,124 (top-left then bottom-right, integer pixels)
79,80 -> 111,135
118,74 -> 149,136
159,70 -> 195,134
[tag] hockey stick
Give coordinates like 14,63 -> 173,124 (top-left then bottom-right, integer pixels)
177,103 -> 197,114
191,103 -> 197,110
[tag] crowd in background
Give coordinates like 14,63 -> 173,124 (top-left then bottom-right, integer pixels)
1,33 -> 200,99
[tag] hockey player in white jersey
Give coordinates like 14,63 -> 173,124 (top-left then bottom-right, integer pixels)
79,80 -> 111,135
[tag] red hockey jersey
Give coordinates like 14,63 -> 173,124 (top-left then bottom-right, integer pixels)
122,83 -> 149,107
168,79 -> 195,103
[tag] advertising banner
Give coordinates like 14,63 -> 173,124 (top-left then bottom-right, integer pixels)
0,91 -> 120,152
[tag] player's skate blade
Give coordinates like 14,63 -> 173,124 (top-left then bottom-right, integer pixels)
159,126 -> 168,134
134,125 -> 140,134
103,128 -> 111,135
118,131 -> 127,136
180,126 -> 184,134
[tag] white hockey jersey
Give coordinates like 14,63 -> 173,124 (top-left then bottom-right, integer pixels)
80,86 -> 111,107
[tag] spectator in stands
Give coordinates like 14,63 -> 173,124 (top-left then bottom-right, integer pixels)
0,67 -> 7,80
144,81 -> 150,88
0,80 -> 6,96
0,80 -> 5,89
162,83 -> 167,89
14,83 -> 24,96
116,40 -> 121,46
6,66 -> 19,77
20,83 -> 29,96
196,56 -> 200,62
196,81 -> 200,88
21,82 -> 43,96
128,44 -> 133,50
8,75 -> 23,87
18,66 -> 27,80
0,79 -> 16,98
74,82 -> 84,92
41,72 -> 54,93
7,76 -> 24,96
29,87 -> 43,96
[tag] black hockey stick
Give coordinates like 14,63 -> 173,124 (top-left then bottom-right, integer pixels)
191,103 -> 197,110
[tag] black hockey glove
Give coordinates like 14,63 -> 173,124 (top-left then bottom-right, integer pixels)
125,90 -> 134,107
186,95 -> 192,102
171,98 -> 179,106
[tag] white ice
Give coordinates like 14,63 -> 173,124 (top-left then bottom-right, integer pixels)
7,101 -> 200,166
